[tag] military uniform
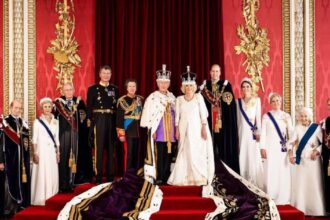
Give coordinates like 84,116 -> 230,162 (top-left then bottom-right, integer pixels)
0,115 -> 30,216
201,80 -> 240,173
116,95 -> 144,170
87,82 -> 119,183
54,96 -> 92,191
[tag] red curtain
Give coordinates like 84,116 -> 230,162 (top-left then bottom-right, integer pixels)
95,0 -> 224,96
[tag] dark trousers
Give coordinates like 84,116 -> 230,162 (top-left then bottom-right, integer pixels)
2,177 -> 17,216
126,138 -> 139,170
94,113 -> 116,183
156,142 -> 172,183
322,144 -> 330,213
59,129 -> 77,191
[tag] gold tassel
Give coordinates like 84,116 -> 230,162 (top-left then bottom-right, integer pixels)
68,148 -> 74,167
69,158 -> 73,168
328,160 -> 330,176
167,141 -> 171,154
93,155 -> 97,175
21,148 -> 27,183
214,117 -> 222,133
71,162 -> 77,173
22,167 -> 27,183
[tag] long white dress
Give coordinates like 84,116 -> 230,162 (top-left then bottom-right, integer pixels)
167,93 -> 214,186
236,97 -> 264,188
31,114 -> 60,205
287,124 -> 326,216
260,110 -> 293,205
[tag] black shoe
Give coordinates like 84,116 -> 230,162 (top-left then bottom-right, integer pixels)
155,180 -> 163,185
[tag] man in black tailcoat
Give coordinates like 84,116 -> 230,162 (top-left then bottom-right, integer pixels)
54,83 -> 93,192
0,100 -> 30,217
200,64 -> 240,173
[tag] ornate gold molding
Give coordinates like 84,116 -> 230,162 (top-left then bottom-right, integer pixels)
3,0 -> 10,115
282,0 -> 315,119
234,0 -> 270,94
28,0 -> 36,128
3,0 -> 36,130
282,0 -> 291,114
13,0 -> 24,107
307,0 -> 315,118
47,0 -> 81,92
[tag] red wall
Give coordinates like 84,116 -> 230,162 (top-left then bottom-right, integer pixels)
222,0 -> 283,114
315,1 -> 330,121
0,3 -> 3,113
36,0 -> 95,114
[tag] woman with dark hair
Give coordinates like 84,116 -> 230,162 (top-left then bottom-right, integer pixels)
236,77 -> 264,188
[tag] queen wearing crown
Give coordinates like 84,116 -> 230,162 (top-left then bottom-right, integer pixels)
167,66 -> 214,188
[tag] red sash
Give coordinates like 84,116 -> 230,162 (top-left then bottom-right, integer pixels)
54,101 -> 77,131
0,117 -> 20,145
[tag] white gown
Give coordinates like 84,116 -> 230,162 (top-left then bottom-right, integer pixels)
31,115 -> 59,205
287,124 -> 326,216
167,93 -> 214,186
260,110 -> 293,205
236,97 -> 264,188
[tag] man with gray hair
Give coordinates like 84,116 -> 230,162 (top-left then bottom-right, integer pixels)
140,64 -> 176,184
54,83 -> 92,192
0,99 -> 30,217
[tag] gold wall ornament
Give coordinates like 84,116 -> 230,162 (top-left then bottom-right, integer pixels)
47,0 -> 81,91
234,0 -> 270,93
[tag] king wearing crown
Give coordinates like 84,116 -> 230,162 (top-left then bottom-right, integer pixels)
140,64 -> 176,184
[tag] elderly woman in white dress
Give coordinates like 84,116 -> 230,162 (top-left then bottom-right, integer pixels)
31,97 -> 60,205
260,92 -> 293,205
167,67 -> 214,190
236,77 -> 263,188
287,107 -> 325,216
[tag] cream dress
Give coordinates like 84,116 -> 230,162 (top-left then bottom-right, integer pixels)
31,114 -> 59,205
236,97 -> 264,188
287,124 -> 325,216
260,110 -> 293,205
167,93 -> 214,186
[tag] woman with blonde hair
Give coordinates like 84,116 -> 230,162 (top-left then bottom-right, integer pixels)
287,107 -> 325,216
260,92 -> 293,205
168,67 -> 214,189
31,97 -> 60,205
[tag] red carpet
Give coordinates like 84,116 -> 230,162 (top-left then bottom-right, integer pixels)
13,184 -> 324,220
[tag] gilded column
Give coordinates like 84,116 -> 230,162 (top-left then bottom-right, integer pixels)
13,0 -> 24,105
3,0 -> 36,128
282,0 -> 315,121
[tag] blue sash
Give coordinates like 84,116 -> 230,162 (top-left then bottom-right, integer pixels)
124,119 -> 134,130
124,106 -> 142,130
238,99 -> 257,140
38,118 -> 56,148
295,123 -> 318,164
267,112 -> 287,152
